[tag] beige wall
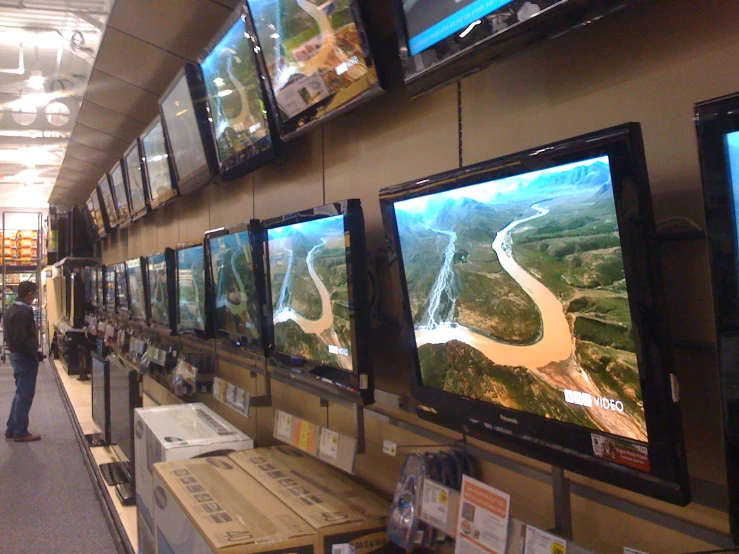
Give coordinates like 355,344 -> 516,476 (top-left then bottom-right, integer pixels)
98,1 -> 739,551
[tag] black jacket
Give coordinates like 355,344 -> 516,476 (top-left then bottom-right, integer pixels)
3,302 -> 39,358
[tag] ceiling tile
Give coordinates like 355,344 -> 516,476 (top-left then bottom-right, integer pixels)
71,124 -> 129,160
76,101 -> 147,142
84,70 -> 160,123
61,155 -> 105,175
65,140 -> 119,169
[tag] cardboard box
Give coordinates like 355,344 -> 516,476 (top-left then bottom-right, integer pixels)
230,447 -> 389,554
134,403 -> 254,536
153,457 -> 317,554
138,509 -> 156,554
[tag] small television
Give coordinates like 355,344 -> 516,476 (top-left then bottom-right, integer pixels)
207,221 -> 267,353
114,262 -> 129,315
95,267 -> 104,310
109,161 -> 131,227
98,176 -> 117,232
141,118 -> 177,210
394,0 -> 643,97
91,353 -> 111,446
160,64 -> 219,195
104,265 -> 116,312
123,139 -> 149,222
244,0 -> 382,141
86,190 -> 106,239
147,249 -> 177,332
264,199 -> 373,403
175,242 -> 212,337
126,257 -> 148,323
199,12 -> 277,180
696,91 -> 739,544
379,123 -> 689,504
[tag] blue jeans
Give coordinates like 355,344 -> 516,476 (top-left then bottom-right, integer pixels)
6,352 -> 39,438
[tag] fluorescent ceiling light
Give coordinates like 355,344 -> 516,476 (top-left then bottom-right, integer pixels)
27,70 -> 45,90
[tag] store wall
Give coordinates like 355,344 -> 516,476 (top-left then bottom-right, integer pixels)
100,1 -> 739,552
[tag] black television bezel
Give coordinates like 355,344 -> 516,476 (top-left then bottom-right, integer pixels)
206,220 -> 269,356
263,199 -> 374,405
175,240 -> 214,339
91,353 -> 111,446
109,160 -> 132,228
392,0 -> 644,98
126,256 -> 149,324
94,266 -> 104,310
123,139 -> 150,222
146,249 -> 177,334
243,0 -> 383,142
82,201 -> 100,243
197,10 -> 279,181
696,91 -> 739,544
97,176 -> 117,233
103,264 -> 116,313
114,261 -> 130,316
88,189 -> 107,239
159,64 -> 219,196
379,123 -> 689,504
108,355 -> 142,482
140,117 -> 178,211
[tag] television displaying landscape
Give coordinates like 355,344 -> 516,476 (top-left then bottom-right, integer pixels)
393,156 -> 647,442
87,193 -> 105,236
177,246 -> 206,331
96,267 -> 104,307
268,214 -> 352,371
127,259 -> 147,321
210,230 -> 261,343
99,178 -> 117,228
110,164 -> 130,222
115,263 -> 128,312
148,254 -> 170,327
142,121 -> 175,205
247,0 -> 375,122
125,143 -> 147,216
104,267 -> 116,309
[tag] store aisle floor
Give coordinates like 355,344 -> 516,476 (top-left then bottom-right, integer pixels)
0,360 -> 118,554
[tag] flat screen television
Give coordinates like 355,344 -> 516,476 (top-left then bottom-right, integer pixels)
160,64 -> 219,195
176,243 -> 212,337
123,139 -> 149,222
109,161 -> 131,227
264,199 -> 372,403
95,266 -> 104,310
199,12 -> 277,180
86,189 -> 107,239
379,123 -> 689,504
98,176 -> 117,231
114,262 -> 129,315
147,249 -> 176,332
141,118 -> 177,210
244,0 -> 382,140
104,265 -> 116,312
394,0 -> 643,97
108,355 -> 142,499
126,257 -> 148,323
84,267 -> 94,306
91,353 -> 111,445
207,221 -> 267,353
696,91 -> 739,544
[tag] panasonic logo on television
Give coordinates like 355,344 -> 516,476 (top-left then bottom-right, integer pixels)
500,415 -> 519,425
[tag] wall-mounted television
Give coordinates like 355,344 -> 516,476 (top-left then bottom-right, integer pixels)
244,0 -> 382,140
207,221 -> 267,353
264,199 -> 373,404
175,243 -> 212,337
394,0 -> 643,97
95,266 -> 104,310
160,65 -> 219,195
114,262 -> 129,315
141,118 -> 177,211
126,257 -> 148,323
696,91 -> 739,544
379,123 -> 689,504
109,161 -> 131,227
98,175 -> 117,231
123,139 -> 149,222
199,12 -> 277,180
104,265 -> 116,312
86,190 -> 106,240
147,250 -> 177,333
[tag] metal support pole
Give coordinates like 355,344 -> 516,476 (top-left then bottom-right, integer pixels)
355,403 -> 366,455
551,466 -> 573,541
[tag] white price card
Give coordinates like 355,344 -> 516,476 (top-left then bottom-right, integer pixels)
421,479 -> 451,531
319,428 -> 340,462
454,475 -> 510,554
275,411 -> 293,442
523,525 -> 566,554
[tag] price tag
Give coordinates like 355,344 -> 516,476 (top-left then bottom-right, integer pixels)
298,420 -> 315,452
421,479 -> 450,531
276,411 -> 293,442
523,526 -> 567,554
383,440 -> 397,457
319,428 -> 340,462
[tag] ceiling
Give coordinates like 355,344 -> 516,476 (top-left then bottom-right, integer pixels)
41,0 -> 242,207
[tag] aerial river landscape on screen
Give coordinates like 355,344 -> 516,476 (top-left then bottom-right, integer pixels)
395,157 -> 647,441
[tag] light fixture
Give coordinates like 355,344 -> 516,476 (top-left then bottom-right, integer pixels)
27,70 -> 45,90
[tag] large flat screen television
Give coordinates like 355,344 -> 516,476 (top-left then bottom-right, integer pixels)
199,12 -> 277,181
98,175 -> 117,231
91,353 -> 111,445
109,161 -> 131,227
696,91 -> 739,544
244,0 -> 382,140
394,0 -> 643,97
176,243 -> 212,337
82,200 -> 101,242
141,118 -> 177,210
264,199 -> 373,403
207,221 -> 267,353
160,65 -> 219,195
123,139 -> 149,222
147,250 -> 176,332
114,262 -> 129,315
379,123 -> 689,504
126,257 -> 148,323
104,265 -> 116,313
95,266 -> 104,310
86,190 -> 106,240
108,355 -> 142,500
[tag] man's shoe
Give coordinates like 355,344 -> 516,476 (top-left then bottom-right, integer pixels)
5,431 -> 13,439
14,434 -> 40,442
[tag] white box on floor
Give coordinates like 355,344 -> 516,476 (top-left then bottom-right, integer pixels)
134,403 -> 254,536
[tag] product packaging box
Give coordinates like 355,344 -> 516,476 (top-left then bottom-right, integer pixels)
138,509 -> 156,554
152,457 -> 317,554
230,447 -> 389,554
134,403 -> 254,537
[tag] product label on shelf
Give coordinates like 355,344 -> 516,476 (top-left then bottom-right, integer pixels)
319,428 -> 340,463
454,475 -> 510,554
275,411 -> 294,443
421,479 -> 451,532
523,525 -> 566,554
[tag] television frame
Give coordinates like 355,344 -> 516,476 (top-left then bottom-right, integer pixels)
103,265 -> 116,313
146,249 -> 177,334
109,160 -> 132,228
175,240 -> 213,339
108,355 -> 143,497
263,199 -> 373,404
91,353 -> 111,446
97,176 -> 116,233
123,139 -> 150,222
198,10 -> 278,181
379,123 -> 689,504
159,64 -> 219,195
126,256 -> 149,324
695,91 -> 739,544
392,0 -> 645,97
243,0 -> 383,141
140,117 -> 178,211
114,261 -> 129,316
82,200 -> 101,242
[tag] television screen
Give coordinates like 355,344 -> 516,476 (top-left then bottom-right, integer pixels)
245,0 -> 381,139
84,267 -> 94,305
141,119 -> 177,210
91,354 -> 110,445
86,191 -> 106,239
395,0 -> 642,96
380,124 -> 688,503
126,257 -> 147,322
98,176 -> 117,230
108,356 -> 142,473
176,245 -> 206,332
110,162 -> 130,225
115,262 -> 129,313
95,267 -> 104,308
200,14 -> 275,179
148,252 -> 172,329
124,140 -> 148,220
104,266 -> 116,311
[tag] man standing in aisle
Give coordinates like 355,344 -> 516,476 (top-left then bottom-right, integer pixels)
4,281 -> 44,442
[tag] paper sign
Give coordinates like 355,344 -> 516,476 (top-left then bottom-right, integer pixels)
454,475 -> 510,554
421,479 -> 451,531
298,420 -> 316,452
523,525 -> 566,554
276,411 -> 293,442
319,428 -> 340,462
383,440 -> 397,457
